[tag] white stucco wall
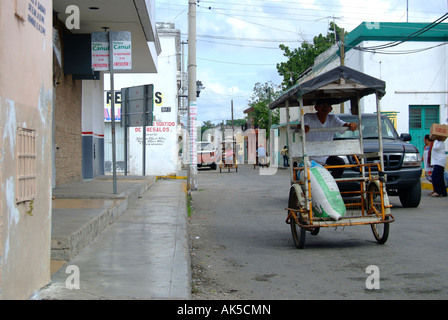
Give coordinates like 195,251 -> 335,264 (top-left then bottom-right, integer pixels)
104,29 -> 180,176
345,41 -> 448,134
0,0 -> 53,299
83,79 -> 105,138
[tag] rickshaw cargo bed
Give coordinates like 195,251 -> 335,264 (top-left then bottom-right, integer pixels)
296,214 -> 394,228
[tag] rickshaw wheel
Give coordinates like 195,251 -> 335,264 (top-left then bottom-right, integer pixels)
288,186 -> 306,249
367,182 -> 390,244
371,216 -> 390,244
310,227 -> 320,235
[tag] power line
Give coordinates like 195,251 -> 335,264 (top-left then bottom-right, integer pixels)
197,0 -> 443,18
185,33 -> 301,43
352,42 -> 448,55
199,0 -> 442,16
158,2 -> 447,48
198,56 -> 277,66
198,39 -> 281,50
158,1 -> 444,25
199,5 -> 303,35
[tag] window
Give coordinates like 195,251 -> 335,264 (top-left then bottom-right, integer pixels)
424,106 -> 439,129
409,107 -> 422,129
16,128 -> 37,203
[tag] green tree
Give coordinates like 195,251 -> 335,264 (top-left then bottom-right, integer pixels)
277,22 -> 346,89
200,120 -> 214,137
225,119 -> 246,127
246,81 -> 281,137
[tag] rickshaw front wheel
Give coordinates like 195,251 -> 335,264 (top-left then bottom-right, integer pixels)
367,182 -> 390,244
288,186 -> 306,249
371,216 -> 390,244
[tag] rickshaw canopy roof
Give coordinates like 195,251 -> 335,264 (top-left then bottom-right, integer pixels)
269,66 -> 386,109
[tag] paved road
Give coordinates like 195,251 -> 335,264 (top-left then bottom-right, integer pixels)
190,164 -> 448,299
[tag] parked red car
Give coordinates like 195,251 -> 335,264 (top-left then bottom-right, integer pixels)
197,141 -> 218,170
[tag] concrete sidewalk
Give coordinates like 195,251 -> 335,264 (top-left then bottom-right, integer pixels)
35,174 -> 191,300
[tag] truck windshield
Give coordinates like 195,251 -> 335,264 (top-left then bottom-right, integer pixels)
197,142 -> 214,151
334,117 -> 397,140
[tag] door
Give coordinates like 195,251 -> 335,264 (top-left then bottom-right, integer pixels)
409,105 -> 439,164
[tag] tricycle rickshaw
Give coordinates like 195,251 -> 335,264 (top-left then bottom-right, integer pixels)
269,66 -> 395,249
219,140 -> 238,173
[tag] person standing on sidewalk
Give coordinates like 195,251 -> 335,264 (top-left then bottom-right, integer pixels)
281,146 -> 289,167
429,136 -> 447,197
422,134 -> 435,195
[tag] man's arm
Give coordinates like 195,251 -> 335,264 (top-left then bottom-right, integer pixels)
343,122 -> 358,132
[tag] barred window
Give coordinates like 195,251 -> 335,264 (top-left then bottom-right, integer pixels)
16,128 -> 37,203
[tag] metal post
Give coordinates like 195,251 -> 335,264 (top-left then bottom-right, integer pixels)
109,31 -> 117,194
267,87 -> 272,155
340,28 -> 345,113
123,88 -> 128,175
142,85 -> 147,176
285,100 -> 293,184
298,97 -> 310,209
188,0 -> 198,191
231,99 -> 234,131
376,92 -> 385,173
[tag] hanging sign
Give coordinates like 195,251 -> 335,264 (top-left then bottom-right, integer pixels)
91,31 -> 132,71
112,40 -> 132,69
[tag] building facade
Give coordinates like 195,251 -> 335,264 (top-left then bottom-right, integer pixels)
0,0 -> 159,299
0,0 -> 53,300
104,23 -> 182,176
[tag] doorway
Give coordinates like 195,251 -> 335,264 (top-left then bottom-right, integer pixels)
409,105 -> 439,163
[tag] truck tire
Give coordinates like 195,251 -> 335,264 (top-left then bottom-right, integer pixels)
398,182 -> 421,208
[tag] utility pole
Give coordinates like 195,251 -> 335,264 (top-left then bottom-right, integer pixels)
339,28 -> 345,67
406,0 -> 409,22
267,87 -> 272,129
267,87 -> 272,154
187,0 -> 198,191
231,99 -> 234,131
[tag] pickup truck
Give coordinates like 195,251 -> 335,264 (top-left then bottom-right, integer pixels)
335,114 -> 422,208
197,141 -> 218,170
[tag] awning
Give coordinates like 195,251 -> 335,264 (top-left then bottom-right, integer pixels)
269,66 -> 386,109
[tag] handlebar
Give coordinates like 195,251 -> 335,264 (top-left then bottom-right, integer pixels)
294,126 -> 353,133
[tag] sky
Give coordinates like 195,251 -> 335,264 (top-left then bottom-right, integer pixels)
155,0 -> 448,125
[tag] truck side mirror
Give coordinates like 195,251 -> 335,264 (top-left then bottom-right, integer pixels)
400,133 -> 411,141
